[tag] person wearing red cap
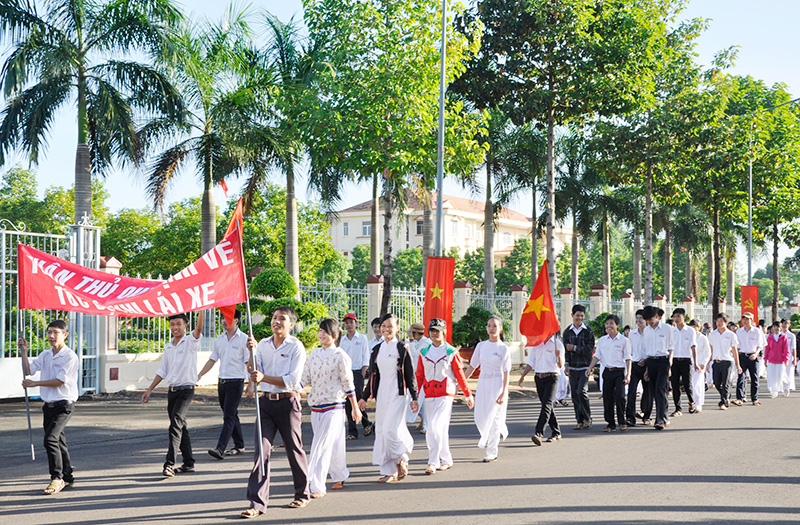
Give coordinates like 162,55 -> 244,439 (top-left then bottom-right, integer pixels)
415,319 -> 474,474
340,313 -> 373,439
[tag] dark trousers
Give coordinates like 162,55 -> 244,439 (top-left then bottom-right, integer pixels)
646,357 -> 670,424
42,402 -> 74,481
627,361 -> 653,424
216,380 -> 245,451
568,369 -> 591,423
165,388 -> 195,468
737,354 -> 760,402
602,368 -> 626,428
346,371 -> 371,436
534,374 -> 560,437
671,358 -> 694,412
247,395 -> 309,512
713,360 -> 732,406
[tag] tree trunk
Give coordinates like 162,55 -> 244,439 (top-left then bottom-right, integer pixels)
370,173 -> 380,275
571,230 -> 579,300
664,220 -> 672,303
201,151 -> 217,338
545,104 -> 557,297
380,171 -> 393,315
712,206 -> 721,319
644,165 -> 653,304
484,163 -> 495,300
285,161 -> 300,298
685,248 -> 693,299
602,213 -> 611,293
707,247 -> 714,306
531,185 -> 538,290
633,230 -> 642,301
74,71 -> 92,223
773,221 -> 780,322
726,250 -> 735,307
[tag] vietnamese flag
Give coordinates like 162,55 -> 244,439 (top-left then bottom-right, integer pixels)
741,285 -> 759,324
520,261 -> 560,346
220,198 -> 245,326
423,257 -> 455,343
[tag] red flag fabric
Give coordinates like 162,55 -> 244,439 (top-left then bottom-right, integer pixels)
18,226 -> 247,317
423,257 -> 455,344
220,198 -> 245,325
219,179 -> 229,198
741,285 -> 759,324
519,261 -> 561,346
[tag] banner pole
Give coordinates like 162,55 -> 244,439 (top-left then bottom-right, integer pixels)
17,282 -> 35,461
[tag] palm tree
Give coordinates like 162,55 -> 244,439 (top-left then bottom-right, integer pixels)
140,6 -> 283,256
0,0 -> 183,223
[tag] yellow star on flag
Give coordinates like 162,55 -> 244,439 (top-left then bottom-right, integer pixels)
430,283 -> 444,300
523,294 -> 551,320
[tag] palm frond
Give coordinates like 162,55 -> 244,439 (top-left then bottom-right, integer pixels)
86,76 -> 137,174
88,60 -> 185,120
145,137 -> 197,210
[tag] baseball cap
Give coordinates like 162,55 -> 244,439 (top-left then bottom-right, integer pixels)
428,318 -> 447,331
342,312 -> 358,322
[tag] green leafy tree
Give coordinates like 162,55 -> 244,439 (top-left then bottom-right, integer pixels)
0,0 -> 183,223
392,248 -> 423,290
346,244 -> 372,288
496,237 -> 532,293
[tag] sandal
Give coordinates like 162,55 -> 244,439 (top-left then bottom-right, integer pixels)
331,481 -> 345,490
364,424 -> 374,436
162,466 -> 174,477
396,460 -> 409,480
43,479 -> 65,495
602,426 -> 614,433
346,434 -> 358,440
310,492 -> 325,499
425,465 -> 437,475
438,464 -> 452,471
378,475 -> 398,483
288,499 -> 309,508
226,447 -> 246,456
573,423 -> 584,431
240,508 -> 263,519
546,434 -> 562,442
175,465 -> 195,473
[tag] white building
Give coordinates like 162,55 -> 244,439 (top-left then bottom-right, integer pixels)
328,191 -> 573,266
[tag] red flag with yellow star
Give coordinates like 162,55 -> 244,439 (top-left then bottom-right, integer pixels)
520,261 -> 560,346
423,256 -> 455,343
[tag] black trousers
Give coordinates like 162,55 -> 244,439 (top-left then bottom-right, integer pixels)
216,380 -> 245,451
165,388 -> 195,468
671,358 -> 694,412
646,357 -> 670,424
42,402 -> 74,481
714,360 -> 733,406
737,353 -> 760,402
627,361 -> 653,424
568,369 -> 591,423
534,374 -> 560,437
602,368 -> 626,428
247,395 -> 309,512
346,371 -> 371,436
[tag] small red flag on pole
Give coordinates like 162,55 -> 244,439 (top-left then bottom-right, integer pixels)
220,198 -> 244,326
520,261 -> 561,346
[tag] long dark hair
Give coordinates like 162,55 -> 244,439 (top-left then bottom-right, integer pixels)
319,318 -> 342,346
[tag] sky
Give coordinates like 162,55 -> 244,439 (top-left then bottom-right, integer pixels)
1,0 -> 798,271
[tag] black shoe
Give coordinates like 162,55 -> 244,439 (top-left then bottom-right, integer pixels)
208,448 -> 224,460
175,465 -> 195,473
531,434 -> 543,446
225,447 -> 246,456
654,423 -> 664,431
363,423 -> 374,436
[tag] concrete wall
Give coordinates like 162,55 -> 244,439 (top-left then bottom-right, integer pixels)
98,351 -> 221,393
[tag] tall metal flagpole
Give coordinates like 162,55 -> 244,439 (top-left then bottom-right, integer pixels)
17,287 -> 35,460
434,0 -> 447,256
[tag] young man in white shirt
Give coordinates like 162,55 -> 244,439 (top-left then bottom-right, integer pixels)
689,319 -> 712,412
241,306 -> 310,517
707,313 -> 742,410
671,308 -> 698,416
626,310 -> 653,426
519,333 -> 564,445
642,306 -> 673,430
340,313 -> 373,439
198,309 -> 252,459
142,311 -> 205,476
734,312 -> 764,406
587,315 -> 632,432
20,320 -> 80,495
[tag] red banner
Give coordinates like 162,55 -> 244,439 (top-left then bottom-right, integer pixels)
18,227 -> 247,317
741,285 -> 759,324
520,261 -> 561,347
423,257 -> 455,343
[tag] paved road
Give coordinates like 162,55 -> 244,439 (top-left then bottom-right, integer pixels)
1,377 -> 799,524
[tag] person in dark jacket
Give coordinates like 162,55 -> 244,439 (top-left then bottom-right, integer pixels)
563,305 -> 595,430
359,313 -> 418,483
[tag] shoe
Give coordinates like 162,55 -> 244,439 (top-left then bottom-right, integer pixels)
731,399 -> 743,406
654,423 -> 664,430
753,400 -> 761,406
175,465 -> 195,473
43,479 -> 66,495
688,404 -> 698,414
670,410 -> 682,417
420,429 -> 427,434
438,464 -> 452,471
546,434 -> 562,442
331,481 -> 345,490
240,508 -> 263,519
620,425 -> 628,432
425,465 -> 437,475
784,390 -> 791,397
635,411 -> 645,420
720,404 -> 728,410
162,465 -> 174,477
602,425 -> 615,433
363,423 -> 374,436
310,492 -> 325,499
226,447 -> 246,456
584,419 -> 592,429
396,460 -> 409,480
208,448 -> 224,460
573,423 -> 584,430
346,434 -> 358,440
482,456 -> 497,463
642,419 -> 652,425
531,434 -> 543,446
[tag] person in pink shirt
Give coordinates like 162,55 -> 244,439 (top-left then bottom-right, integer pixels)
764,321 -> 791,398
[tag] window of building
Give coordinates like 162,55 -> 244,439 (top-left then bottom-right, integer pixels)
503,231 -> 512,245
343,222 -> 349,236
416,220 -> 423,235
464,223 -> 471,238
362,221 -> 371,237
451,220 -> 459,235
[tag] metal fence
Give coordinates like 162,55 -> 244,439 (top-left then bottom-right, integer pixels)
470,292 -> 515,322
115,310 -> 224,354
300,283 -> 370,326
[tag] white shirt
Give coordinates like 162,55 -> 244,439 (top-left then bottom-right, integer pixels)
570,322 -> 590,335
594,333 -> 632,368
643,321 -> 674,357
736,326 -> 765,355
782,330 -> 796,357
29,345 -> 80,403
368,336 -> 383,351
628,328 -> 647,362
695,332 -> 711,367
708,328 -> 738,362
526,336 -> 564,374
340,331 -> 370,370
254,334 -> 306,393
156,332 -> 201,386
672,324 -> 697,359
210,329 -> 250,379
409,336 -> 432,372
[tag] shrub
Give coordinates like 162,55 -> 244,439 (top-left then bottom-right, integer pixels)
589,312 -> 613,338
250,268 -> 298,299
452,304 -> 511,348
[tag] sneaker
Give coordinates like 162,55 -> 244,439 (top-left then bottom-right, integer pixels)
482,456 -> 497,463
225,447 -> 246,456
208,448 -> 224,460
531,434 -> 543,446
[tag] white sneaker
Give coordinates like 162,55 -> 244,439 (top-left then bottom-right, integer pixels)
482,456 -> 497,463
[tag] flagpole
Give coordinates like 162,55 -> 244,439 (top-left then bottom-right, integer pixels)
17,285 -> 35,461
